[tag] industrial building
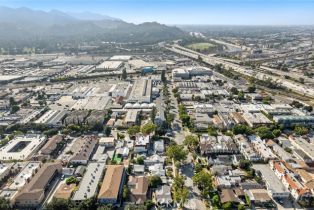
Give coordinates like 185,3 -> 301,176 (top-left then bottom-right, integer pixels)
128,79 -> 152,103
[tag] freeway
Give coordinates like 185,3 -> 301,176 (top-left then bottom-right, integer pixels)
166,44 -> 314,100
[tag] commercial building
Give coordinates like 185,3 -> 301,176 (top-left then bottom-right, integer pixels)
34,110 -> 67,126
0,134 -> 46,160
172,66 -> 212,80
72,162 -> 106,204
95,61 -> 123,71
98,165 -> 126,206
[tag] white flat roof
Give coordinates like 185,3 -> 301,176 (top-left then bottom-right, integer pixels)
0,135 -> 46,160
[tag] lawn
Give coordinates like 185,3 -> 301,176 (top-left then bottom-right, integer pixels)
187,42 -> 216,51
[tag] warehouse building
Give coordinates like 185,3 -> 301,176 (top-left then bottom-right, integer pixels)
128,79 -> 152,103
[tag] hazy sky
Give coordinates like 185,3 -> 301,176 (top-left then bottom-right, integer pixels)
0,0 -> 314,25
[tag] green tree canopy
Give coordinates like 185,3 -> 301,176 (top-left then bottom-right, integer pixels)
141,123 -> 157,135
184,135 -> 199,151
148,175 -> 162,188
192,170 -> 213,198
166,144 -> 187,162
127,125 -> 140,136
294,125 -> 309,136
44,198 -> 70,210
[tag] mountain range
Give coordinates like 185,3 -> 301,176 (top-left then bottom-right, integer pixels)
0,6 -> 186,45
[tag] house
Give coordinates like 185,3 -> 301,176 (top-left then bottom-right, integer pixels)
246,188 -> 273,207
99,137 -> 116,147
13,162 -> 62,208
154,140 -> 165,153
148,164 -> 165,176
54,183 -> 76,200
220,189 -> 240,204
98,165 -> 126,206
144,154 -> 165,166
134,135 -> 150,153
127,176 -> 149,204
133,165 -> 145,175
155,185 -> 172,207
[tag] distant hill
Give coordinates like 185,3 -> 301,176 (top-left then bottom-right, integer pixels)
67,11 -> 120,21
0,6 -> 186,45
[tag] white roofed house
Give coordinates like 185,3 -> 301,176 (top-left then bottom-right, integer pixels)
155,185 -> 172,207
134,135 -> 150,153
154,140 -> 165,153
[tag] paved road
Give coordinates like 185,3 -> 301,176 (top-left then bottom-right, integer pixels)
182,163 -> 207,210
166,44 -> 314,99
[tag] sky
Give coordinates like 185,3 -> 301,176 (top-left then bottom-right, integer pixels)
0,0 -> 314,25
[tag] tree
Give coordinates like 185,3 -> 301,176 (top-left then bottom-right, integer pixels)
230,87 -> 239,95
44,198 -> 69,210
127,125 -> 140,136
161,70 -> 166,83
150,107 -> 157,122
294,126 -> 309,135
65,176 -> 77,185
255,126 -> 274,139
237,91 -> 245,100
237,204 -> 246,210
212,194 -> 220,207
247,84 -> 256,93
10,105 -> 20,114
141,123 -> 157,135
192,170 -> 213,198
239,160 -> 252,171
222,201 -> 233,210
194,163 -> 203,174
0,197 -> 12,210
136,156 -> 144,165
166,145 -> 187,162
184,135 -> 199,151
175,186 -> 189,208
272,129 -> 281,137
122,68 -> 127,80
123,185 -> 129,200
208,125 -> 218,136
9,97 -> 17,106
233,124 -> 253,135
172,175 -> 189,208
304,105 -> 313,112
148,175 -> 162,188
